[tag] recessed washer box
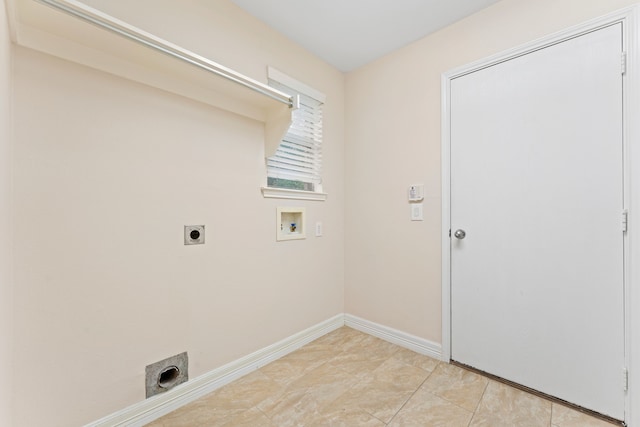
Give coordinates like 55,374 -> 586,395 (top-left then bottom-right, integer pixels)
277,207 -> 305,241
184,225 -> 205,245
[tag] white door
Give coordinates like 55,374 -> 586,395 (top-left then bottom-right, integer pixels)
450,24 -> 624,419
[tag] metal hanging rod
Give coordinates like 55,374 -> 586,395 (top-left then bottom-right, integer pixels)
35,0 -> 295,108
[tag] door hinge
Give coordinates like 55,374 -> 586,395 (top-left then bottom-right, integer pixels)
622,52 -> 627,75
623,367 -> 629,392
623,210 -> 629,233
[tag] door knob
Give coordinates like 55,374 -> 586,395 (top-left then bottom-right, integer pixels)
454,229 -> 466,239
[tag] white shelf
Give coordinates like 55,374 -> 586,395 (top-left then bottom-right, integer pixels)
8,0 -> 294,146
261,187 -> 327,202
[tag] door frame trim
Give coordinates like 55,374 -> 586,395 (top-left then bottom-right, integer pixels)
441,5 -> 640,424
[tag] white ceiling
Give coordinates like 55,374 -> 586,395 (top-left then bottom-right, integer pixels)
230,0 -> 501,72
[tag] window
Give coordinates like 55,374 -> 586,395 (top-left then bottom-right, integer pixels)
264,68 -> 326,200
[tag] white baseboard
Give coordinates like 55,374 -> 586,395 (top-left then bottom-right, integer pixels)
85,313 -> 443,426
344,314 -> 443,361
85,314 -> 344,427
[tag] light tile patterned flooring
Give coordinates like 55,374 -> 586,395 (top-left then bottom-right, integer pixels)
147,327 -> 617,426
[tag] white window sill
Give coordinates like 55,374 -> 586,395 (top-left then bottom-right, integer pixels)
261,187 -> 327,201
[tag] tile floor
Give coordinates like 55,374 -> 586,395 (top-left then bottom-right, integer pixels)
147,327 -> 618,427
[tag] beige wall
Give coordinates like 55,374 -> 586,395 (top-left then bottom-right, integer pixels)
0,0 -> 12,425
345,0 -> 638,343
11,0 -> 640,425
12,1 -> 344,426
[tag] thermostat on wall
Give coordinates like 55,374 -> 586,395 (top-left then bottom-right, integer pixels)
408,184 -> 424,202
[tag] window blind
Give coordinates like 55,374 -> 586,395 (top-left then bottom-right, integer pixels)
267,80 -> 323,192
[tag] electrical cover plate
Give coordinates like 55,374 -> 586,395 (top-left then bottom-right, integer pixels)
184,225 -> 205,245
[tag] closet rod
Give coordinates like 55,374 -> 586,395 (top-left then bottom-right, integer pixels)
35,0 -> 295,108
